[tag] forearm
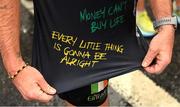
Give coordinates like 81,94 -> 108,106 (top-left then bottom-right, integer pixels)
142,0 -> 175,73
0,0 -> 25,75
150,0 -> 175,31
150,0 -> 172,20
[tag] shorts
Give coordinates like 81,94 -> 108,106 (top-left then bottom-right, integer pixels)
58,80 -> 108,106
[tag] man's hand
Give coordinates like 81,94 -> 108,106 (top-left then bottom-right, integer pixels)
12,66 -> 56,103
0,0 -> 56,103
142,25 -> 175,74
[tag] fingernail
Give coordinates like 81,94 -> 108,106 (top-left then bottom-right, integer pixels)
142,61 -> 147,67
49,86 -> 56,93
50,88 -> 56,93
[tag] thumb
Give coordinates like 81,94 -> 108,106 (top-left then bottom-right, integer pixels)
37,77 -> 56,95
142,48 -> 158,67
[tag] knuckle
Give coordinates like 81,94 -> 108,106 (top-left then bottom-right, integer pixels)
40,97 -> 53,103
164,57 -> 171,65
148,47 -> 158,55
23,96 -> 31,101
144,56 -> 152,64
47,97 -> 54,102
26,91 -> 36,100
149,47 -> 156,53
156,69 -> 164,74
38,73 -> 44,78
44,96 -> 54,102
43,99 -> 51,103
37,76 -> 44,82
145,57 -> 151,62
155,68 -> 162,73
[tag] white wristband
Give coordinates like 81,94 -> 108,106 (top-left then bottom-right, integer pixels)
153,16 -> 177,30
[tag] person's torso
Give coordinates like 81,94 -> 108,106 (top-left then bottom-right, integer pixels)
32,0 -> 145,94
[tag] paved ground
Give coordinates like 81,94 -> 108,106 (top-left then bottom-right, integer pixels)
1,2 -> 180,106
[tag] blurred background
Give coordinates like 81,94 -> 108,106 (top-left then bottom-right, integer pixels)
0,0 -> 180,106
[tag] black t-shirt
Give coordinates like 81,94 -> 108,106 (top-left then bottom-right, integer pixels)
32,0 -> 147,93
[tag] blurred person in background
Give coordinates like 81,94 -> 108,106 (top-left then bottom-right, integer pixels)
136,0 -> 156,37
175,0 -> 180,23
137,0 -> 179,37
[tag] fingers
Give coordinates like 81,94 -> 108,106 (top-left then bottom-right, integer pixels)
144,60 -> 165,74
36,89 -> 54,103
24,83 -> 54,103
12,66 -> 57,103
37,76 -> 56,95
143,54 -> 171,74
142,48 -> 158,68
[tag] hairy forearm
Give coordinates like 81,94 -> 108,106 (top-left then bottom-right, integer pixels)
0,0 -> 24,75
150,0 -> 172,20
150,0 -> 175,32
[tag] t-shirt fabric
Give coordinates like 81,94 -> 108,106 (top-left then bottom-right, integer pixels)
32,0 -> 147,93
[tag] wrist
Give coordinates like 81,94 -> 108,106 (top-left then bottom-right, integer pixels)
8,63 -> 29,80
1,52 -> 26,76
153,16 -> 177,31
6,59 -> 25,76
157,25 -> 175,33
